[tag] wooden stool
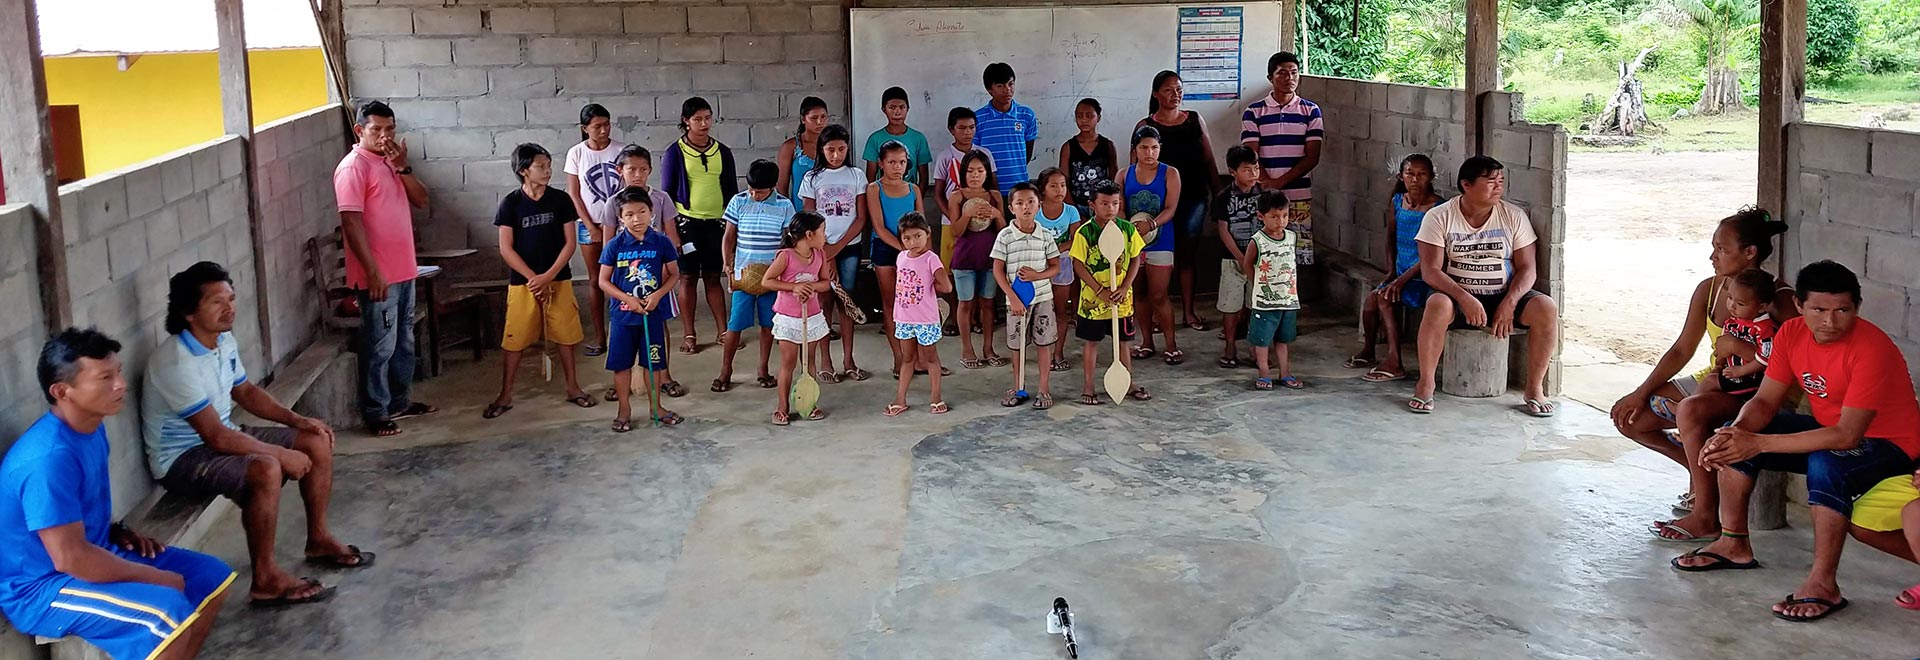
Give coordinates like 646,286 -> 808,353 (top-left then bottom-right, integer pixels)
1440,328 -> 1508,397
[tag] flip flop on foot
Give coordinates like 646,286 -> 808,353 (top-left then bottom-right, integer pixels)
1649,520 -> 1715,543
1279,376 -> 1306,390
306,545 -> 376,569
1130,345 -> 1156,359
567,394 -> 598,409
1343,355 -> 1375,369
653,411 -> 684,426
603,387 -> 618,402
1896,584 -> 1920,610
843,367 -> 871,382
1361,368 -> 1406,382
1077,393 -> 1104,406
710,378 -> 734,393
1051,358 -> 1072,372
807,408 -> 828,421
481,403 -> 512,419
1407,397 -> 1435,414
584,343 -> 607,357
1032,393 -> 1054,410
1521,398 -> 1557,417
929,401 -> 950,414
1128,386 -> 1152,401
1162,350 -> 1186,366
884,403 -> 911,417
250,578 -> 335,609
1255,377 -> 1275,391
612,418 -> 633,433
680,335 -> 699,354
390,402 -> 437,421
1185,318 -> 1209,332
660,381 -> 688,398
756,375 -> 778,388
1218,356 -> 1239,369
816,369 -> 842,384
960,357 -> 985,370
984,354 -> 1010,367
1002,389 -> 1030,408
1773,594 -> 1849,623
771,411 -> 791,426
1670,549 -> 1762,572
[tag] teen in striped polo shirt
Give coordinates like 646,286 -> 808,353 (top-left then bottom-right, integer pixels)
1240,52 -> 1324,264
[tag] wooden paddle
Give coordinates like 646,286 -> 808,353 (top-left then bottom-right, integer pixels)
789,289 -> 821,418
1097,222 -> 1131,404
1011,277 -> 1037,400
536,289 -> 553,382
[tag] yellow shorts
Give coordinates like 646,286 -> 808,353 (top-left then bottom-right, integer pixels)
938,223 -> 958,270
502,280 -> 585,352
1852,475 -> 1919,532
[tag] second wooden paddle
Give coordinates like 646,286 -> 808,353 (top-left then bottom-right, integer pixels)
1097,222 -> 1131,404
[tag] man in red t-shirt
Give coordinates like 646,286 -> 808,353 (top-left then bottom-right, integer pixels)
1672,261 -> 1920,622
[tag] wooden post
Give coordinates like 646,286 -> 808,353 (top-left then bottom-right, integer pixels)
0,0 -> 72,331
1463,0 -> 1500,155
1758,0 -> 1806,237
217,0 -> 276,365
1279,0 -> 1298,54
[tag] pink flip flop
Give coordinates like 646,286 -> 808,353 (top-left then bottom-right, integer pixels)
1897,584 -> 1920,610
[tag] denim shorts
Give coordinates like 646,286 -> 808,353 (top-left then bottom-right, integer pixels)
835,249 -> 861,293
1172,201 -> 1208,239
1247,309 -> 1298,347
1731,412 -> 1919,516
952,269 -> 999,302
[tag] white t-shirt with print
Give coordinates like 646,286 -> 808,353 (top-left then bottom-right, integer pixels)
1413,198 -> 1537,297
564,139 -> 628,227
798,165 -> 869,244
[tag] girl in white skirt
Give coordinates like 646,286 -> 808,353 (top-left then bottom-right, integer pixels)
762,211 -> 832,424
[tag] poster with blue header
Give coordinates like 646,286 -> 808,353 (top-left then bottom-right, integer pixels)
1177,6 -> 1243,100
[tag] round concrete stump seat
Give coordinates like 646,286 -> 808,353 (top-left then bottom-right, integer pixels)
1440,328 -> 1509,398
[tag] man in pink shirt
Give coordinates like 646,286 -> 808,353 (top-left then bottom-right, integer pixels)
333,101 -> 435,437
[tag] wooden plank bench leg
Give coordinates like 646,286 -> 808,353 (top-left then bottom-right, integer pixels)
1750,469 -> 1791,531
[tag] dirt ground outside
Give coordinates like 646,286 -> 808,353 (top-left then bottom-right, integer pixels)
1562,151 -> 1754,369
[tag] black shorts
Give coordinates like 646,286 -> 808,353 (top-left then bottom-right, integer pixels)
677,217 -> 724,278
1448,289 -> 1543,330
158,426 -> 298,501
1075,316 -> 1137,342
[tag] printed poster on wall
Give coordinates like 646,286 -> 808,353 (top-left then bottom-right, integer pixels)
1177,6 -> 1242,101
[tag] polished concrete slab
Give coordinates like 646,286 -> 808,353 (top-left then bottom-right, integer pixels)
196,319 -> 1920,659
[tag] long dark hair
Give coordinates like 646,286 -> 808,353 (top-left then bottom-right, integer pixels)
578,103 -> 611,143
956,149 -> 997,194
795,96 -> 828,143
783,210 -> 827,249
165,261 -> 231,336
1392,153 -> 1436,196
1148,70 -> 1180,114
807,124 -> 853,182
678,97 -> 711,134
1720,206 -> 1788,264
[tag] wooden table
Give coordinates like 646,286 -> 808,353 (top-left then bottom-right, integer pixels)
416,249 -> 478,377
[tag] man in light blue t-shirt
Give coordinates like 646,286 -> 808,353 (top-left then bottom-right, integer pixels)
142,262 -> 373,608
862,86 -> 934,189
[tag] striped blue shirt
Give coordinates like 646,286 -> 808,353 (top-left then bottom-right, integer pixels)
141,332 -> 248,476
1239,94 -> 1324,201
974,100 -> 1039,194
723,191 -> 795,279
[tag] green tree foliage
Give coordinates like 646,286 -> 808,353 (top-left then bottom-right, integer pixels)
1675,0 -> 1760,113
1806,0 -> 1860,79
1300,0 -> 1391,79
1856,0 -> 1919,74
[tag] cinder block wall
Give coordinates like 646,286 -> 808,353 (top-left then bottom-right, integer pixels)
1783,123 -> 1920,384
0,206 -> 49,450
254,105 -> 349,369
340,0 -> 848,251
54,136 -> 262,516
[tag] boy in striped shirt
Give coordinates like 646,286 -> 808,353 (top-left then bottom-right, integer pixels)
975,62 -> 1039,197
1240,51 -> 1323,264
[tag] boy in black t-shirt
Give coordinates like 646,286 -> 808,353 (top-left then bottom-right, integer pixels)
484,143 -> 597,419
1212,145 -> 1264,367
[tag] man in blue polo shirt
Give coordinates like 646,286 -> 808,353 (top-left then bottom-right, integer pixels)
975,62 -> 1039,196
0,328 -> 232,660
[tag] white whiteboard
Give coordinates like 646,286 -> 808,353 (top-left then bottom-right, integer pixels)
850,3 -> 1284,173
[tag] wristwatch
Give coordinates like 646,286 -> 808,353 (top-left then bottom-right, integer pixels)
396,166 -> 414,175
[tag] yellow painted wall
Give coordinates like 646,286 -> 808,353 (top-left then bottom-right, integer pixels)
45,48 -> 329,176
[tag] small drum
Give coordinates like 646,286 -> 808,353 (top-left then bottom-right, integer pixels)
1131,212 -> 1159,245
732,261 -> 772,295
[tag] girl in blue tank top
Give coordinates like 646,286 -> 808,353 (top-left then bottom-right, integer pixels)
1350,154 -> 1442,382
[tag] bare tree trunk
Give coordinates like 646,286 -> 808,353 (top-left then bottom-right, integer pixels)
1694,66 -> 1744,115
1596,47 -> 1655,135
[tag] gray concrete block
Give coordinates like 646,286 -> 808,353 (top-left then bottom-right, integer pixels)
412,160 -> 466,192
810,61 -> 848,92
1387,85 -> 1419,116
722,35 -> 782,64
626,124 -> 688,151
1908,297 -> 1920,348
219,140 -> 244,181
67,237 -> 111,298
711,123 -> 750,150
173,192 -> 211,244
387,100 -> 458,128
529,38 -> 596,65
1369,113 -> 1402,147
1792,171 -> 1827,225
1487,130 -> 1531,169
719,92 -> 782,121
346,39 -> 383,70
1796,123 -> 1872,175
344,7 -> 411,36
749,121 -> 793,149
1867,234 -> 1920,289
1796,219 -> 1868,267
353,69 -> 421,99
122,163 -> 165,220
488,67 -> 557,99
486,8 -> 553,35
525,97 -> 592,124
1422,88 -> 1452,121
453,37 -> 522,67
1861,281 -> 1907,332
1828,175 -> 1915,234
786,33 -> 842,63
660,36 -> 723,63
749,64 -> 810,91
463,159 -> 517,190
1318,78 -> 1354,108
689,6 -> 750,32
161,153 -> 197,204
1530,130 -> 1566,171
554,7 -> 623,35
384,39 -> 451,67
751,5 -> 812,33
594,95 -> 658,123
624,6 -> 689,34
491,128 -> 570,158
811,5 -> 844,31
1870,130 -> 1920,183
412,8 -> 482,35
72,176 -> 131,241
599,38 -> 661,66
424,129 -> 495,160
418,67 -> 486,97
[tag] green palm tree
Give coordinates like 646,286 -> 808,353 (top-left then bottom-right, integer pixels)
1675,0 -> 1761,114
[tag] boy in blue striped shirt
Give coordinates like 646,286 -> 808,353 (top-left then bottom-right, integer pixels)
717,160 -> 795,392
975,62 -> 1039,196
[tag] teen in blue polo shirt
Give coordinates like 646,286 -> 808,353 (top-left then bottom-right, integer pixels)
975,62 -> 1039,196
0,328 -> 235,660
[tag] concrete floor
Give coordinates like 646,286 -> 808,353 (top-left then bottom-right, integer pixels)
194,316 -> 1920,659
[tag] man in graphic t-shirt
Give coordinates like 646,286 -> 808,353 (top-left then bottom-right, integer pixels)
1673,261 -> 1920,623
1408,156 -> 1561,416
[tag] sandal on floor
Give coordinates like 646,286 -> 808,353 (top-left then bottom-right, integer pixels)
1673,492 -> 1695,515
305,545 -> 376,569
1670,549 -> 1762,572
612,418 -> 633,433
807,408 -> 828,421
1128,386 -> 1152,401
1895,584 -> 1920,610
1162,350 -> 1186,366
1279,376 -> 1306,390
1255,377 -> 1275,391
390,402 -> 437,421
929,401 -> 950,414
961,357 -> 985,370
984,355 -> 1010,367
771,411 -> 791,426
1218,356 -> 1239,369
1407,397 -> 1435,414
603,387 -> 618,402
481,403 -> 512,419
1051,358 -> 1072,372
680,335 -> 699,354
884,403 -> 911,417
1361,368 -> 1406,383
756,375 -> 778,388
567,394 -> 598,409
660,380 -> 688,398
710,378 -> 734,393
1077,393 -> 1104,406
1773,594 -> 1849,623
1649,520 -> 1715,543
368,419 -> 401,437
1032,393 -> 1054,410
1130,345 -> 1156,359
250,578 -> 335,609
653,411 -> 684,426
1521,398 -> 1558,418
843,367 -> 871,382
1002,389 -> 1030,408
816,369 -> 843,384
584,343 -> 607,357
1343,355 -> 1375,369
1186,318 -> 1209,332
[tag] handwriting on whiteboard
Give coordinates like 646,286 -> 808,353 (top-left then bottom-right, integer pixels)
905,18 -> 969,36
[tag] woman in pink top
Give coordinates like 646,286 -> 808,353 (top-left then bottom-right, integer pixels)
761,211 -> 833,425
887,213 -> 953,417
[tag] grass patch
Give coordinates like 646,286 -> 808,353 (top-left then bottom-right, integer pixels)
1517,70 -> 1919,152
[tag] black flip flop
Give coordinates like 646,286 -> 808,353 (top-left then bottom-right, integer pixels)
305,545 -> 376,570
481,403 -> 512,419
250,578 -> 336,609
756,375 -> 778,388
566,394 -> 598,409
1773,594 -> 1849,622
368,419 -> 401,437
390,402 -> 437,421
1670,550 -> 1762,572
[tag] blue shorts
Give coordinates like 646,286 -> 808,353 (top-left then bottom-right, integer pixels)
576,220 -> 597,245
727,291 -> 777,332
835,250 -> 861,293
1171,201 -> 1208,239
952,270 -> 999,302
871,239 -> 901,268
10,547 -> 234,660
1730,412 -> 1918,516
1248,309 -> 1298,347
894,322 -> 942,346
607,319 -> 668,372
